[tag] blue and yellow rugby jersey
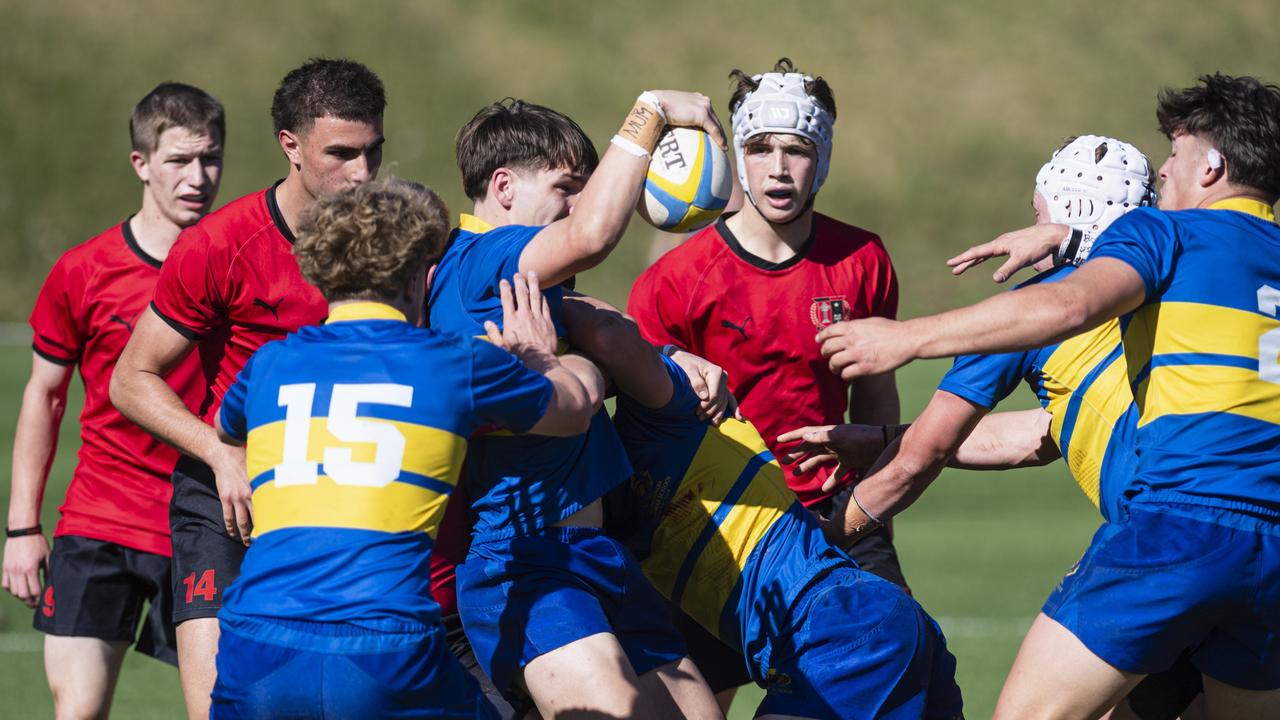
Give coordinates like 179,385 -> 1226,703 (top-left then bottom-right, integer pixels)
609,356 -> 847,657
938,265 -> 1137,521
217,302 -> 553,630
428,214 -> 632,541
1088,200 -> 1280,514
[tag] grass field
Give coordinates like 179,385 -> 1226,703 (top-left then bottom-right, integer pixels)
0,344 -> 1098,718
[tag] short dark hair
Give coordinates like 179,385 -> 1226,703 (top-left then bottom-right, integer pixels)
455,98 -> 599,201
295,178 -> 450,303
271,58 -> 386,135
1157,73 -> 1280,201
728,57 -> 837,121
129,83 -> 225,156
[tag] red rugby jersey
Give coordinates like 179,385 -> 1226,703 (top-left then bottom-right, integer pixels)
150,183 -> 327,425
628,213 -> 898,506
29,220 -> 203,556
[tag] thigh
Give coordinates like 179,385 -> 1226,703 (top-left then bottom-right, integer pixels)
170,460 -> 246,623
43,634 -> 130,715
35,536 -> 146,642
327,631 -> 491,720
995,613 -> 1143,720
521,631 -> 651,720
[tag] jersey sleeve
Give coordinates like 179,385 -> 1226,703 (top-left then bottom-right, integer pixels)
937,349 -> 1036,409
150,224 -> 228,339
457,225 -> 542,309
468,340 -> 554,434
1085,208 -> 1179,302
218,351 -> 256,442
865,238 -> 900,320
628,260 -> 692,349
614,354 -> 703,437
29,253 -> 85,365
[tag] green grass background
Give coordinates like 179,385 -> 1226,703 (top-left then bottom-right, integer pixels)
1,0 -> 1275,716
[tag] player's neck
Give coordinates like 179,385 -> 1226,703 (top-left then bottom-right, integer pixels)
274,172 -> 313,238
130,197 -> 185,262
724,203 -> 814,264
1192,183 -> 1273,210
470,197 -> 512,228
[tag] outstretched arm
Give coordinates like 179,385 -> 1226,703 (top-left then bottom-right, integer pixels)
518,91 -> 726,287
818,258 -> 1146,380
950,408 -> 1060,469
827,390 -> 986,544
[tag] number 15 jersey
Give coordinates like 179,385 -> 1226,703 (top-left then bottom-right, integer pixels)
216,302 -> 553,632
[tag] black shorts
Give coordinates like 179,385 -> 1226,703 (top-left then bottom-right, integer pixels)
33,535 -> 177,665
170,455 -> 246,623
1123,654 -> 1204,720
814,490 -> 910,591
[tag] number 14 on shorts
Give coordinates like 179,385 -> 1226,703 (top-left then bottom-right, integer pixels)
183,569 -> 217,603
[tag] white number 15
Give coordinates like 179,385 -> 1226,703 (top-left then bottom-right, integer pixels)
274,383 -> 413,488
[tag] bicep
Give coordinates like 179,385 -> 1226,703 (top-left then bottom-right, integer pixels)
1060,258 -> 1147,327
516,223 -> 581,289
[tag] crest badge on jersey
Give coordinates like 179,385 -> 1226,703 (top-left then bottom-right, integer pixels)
810,296 -> 848,329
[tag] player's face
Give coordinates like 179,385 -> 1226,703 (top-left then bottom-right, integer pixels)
508,166 -> 589,226
295,116 -> 385,199
742,133 -> 818,223
134,126 -> 224,228
1156,131 -> 1212,211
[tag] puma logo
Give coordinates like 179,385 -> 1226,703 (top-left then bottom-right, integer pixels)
721,317 -> 751,341
253,297 -> 283,319
108,314 -> 133,332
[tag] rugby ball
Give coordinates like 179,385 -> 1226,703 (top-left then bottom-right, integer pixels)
637,127 -> 732,233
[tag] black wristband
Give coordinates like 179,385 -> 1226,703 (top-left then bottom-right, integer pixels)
1053,228 -> 1085,266
6,524 -> 42,538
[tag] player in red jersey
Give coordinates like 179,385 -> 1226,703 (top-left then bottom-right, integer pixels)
2,83 -> 223,719
628,58 -> 903,706
110,59 -> 384,720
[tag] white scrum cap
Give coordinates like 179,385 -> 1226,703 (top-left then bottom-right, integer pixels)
730,72 -> 835,197
1035,135 -> 1157,233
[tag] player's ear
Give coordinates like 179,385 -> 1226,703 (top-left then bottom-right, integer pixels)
425,263 -> 439,295
490,168 -> 516,211
130,150 -> 150,185
278,129 -> 303,167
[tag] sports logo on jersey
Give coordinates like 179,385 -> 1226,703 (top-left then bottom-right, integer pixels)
253,297 -> 284,319
42,585 -> 55,618
721,316 -> 751,341
809,296 -> 848,329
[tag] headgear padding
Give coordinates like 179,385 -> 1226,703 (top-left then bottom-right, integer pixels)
1035,135 -> 1157,233
731,73 -> 835,198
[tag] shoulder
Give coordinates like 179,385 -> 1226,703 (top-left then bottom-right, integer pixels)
181,188 -> 274,251
811,213 -> 890,263
639,222 -> 731,281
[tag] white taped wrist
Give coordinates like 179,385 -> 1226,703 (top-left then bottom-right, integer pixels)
610,134 -> 650,158
637,91 -> 665,121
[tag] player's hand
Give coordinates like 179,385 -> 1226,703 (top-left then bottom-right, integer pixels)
777,424 -> 887,483
818,318 -> 916,380
649,90 -> 728,151
947,223 -> 1069,283
485,272 -> 559,370
210,443 -> 253,545
2,533 -> 50,608
668,349 -> 740,425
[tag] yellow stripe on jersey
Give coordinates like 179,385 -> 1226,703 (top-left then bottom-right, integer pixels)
246,418 -> 467,484
1037,319 -> 1127,507
1124,302 -> 1280,425
252,476 -> 452,536
642,419 -> 792,632
1210,197 -> 1276,222
1139,364 -> 1280,428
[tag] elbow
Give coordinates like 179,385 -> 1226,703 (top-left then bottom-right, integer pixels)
108,371 -> 129,415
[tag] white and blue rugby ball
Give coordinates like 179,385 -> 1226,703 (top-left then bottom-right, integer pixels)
637,127 -> 732,233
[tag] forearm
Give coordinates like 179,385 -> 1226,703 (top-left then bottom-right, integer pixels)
950,408 -> 1059,469
8,386 -> 66,527
111,368 -> 221,466
561,295 -> 672,408
849,371 -> 899,425
906,283 -> 1092,360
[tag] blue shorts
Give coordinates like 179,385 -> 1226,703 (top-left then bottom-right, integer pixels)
754,566 -> 963,720
457,526 -> 686,694
211,614 -> 493,719
1044,502 -> 1280,690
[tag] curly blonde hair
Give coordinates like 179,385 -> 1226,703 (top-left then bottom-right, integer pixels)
295,179 -> 450,302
